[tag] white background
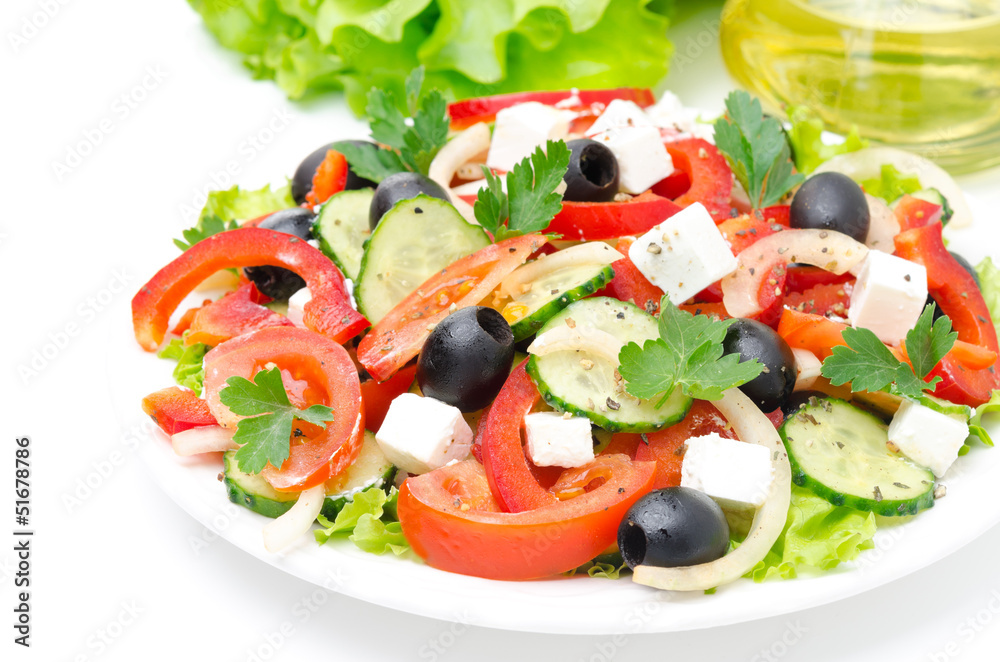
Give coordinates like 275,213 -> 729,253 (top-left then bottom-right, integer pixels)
4,1 -> 1000,660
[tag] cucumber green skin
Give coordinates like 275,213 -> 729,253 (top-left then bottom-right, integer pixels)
510,265 -> 615,342
223,456 -> 397,521
313,189 -> 374,281
779,399 -> 935,517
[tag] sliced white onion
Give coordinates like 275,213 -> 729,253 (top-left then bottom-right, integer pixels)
864,193 -> 899,252
722,229 -> 868,318
171,426 -> 237,456
814,146 -> 972,229
791,348 -> 823,392
428,122 -> 492,226
262,484 -> 325,553
498,242 -> 623,299
527,325 -> 624,365
632,387 -> 792,591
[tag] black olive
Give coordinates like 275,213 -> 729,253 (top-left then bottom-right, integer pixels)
790,172 -> 870,242
291,141 -> 377,205
722,318 -> 797,412
370,172 -> 450,230
563,139 -> 620,202
618,487 -> 729,569
781,390 -> 829,419
417,307 -> 515,412
243,208 -> 315,300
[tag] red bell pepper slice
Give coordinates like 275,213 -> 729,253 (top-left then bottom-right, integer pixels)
447,88 -> 656,130
185,282 -> 293,347
358,234 -> 545,383
662,138 -> 734,221
203,326 -> 365,491
170,298 -> 211,335
360,364 -> 418,432
142,386 -> 217,435
546,191 -> 681,241
606,236 -> 664,315
397,455 -> 655,580
894,224 -> 1000,406
305,149 -> 349,208
133,228 -> 367,351
894,195 -> 944,232
634,400 -> 736,490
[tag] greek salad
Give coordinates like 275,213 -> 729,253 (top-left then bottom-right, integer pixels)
133,69 -> 1000,591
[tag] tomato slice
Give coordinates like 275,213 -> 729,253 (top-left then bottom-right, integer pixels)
547,191 -> 681,241
716,206 -> 790,256
785,265 -> 853,293
784,281 -> 854,318
663,139 -> 734,221
360,364 -> 417,432
202,326 -> 364,492
606,236 -> 664,315
478,362 -> 558,512
305,149 -> 348,208
358,234 -> 545,383
634,400 -> 736,490
398,455 -> 655,580
142,387 -> 217,435
133,228 -> 366,351
185,282 -> 293,347
447,88 -> 656,130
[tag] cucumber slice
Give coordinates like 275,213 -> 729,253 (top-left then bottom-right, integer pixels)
780,398 -> 935,516
314,189 -> 374,280
223,431 -> 396,520
354,196 -> 490,324
504,263 -> 615,342
527,297 -> 692,433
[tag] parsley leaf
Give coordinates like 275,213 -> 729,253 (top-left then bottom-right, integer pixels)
714,91 -> 804,209
220,367 -> 335,475
473,140 -> 570,242
619,298 -> 764,404
820,305 -> 955,400
173,214 -> 238,251
353,67 -> 450,180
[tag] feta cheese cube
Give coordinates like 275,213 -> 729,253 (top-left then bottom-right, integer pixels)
888,399 -> 969,477
847,250 -> 928,344
680,433 -> 775,507
485,102 -> 571,173
375,393 -> 473,475
628,202 -> 738,304
590,125 -> 673,194
584,99 -> 653,137
524,412 -> 595,468
286,287 -> 312,328
646,92 -> 715,143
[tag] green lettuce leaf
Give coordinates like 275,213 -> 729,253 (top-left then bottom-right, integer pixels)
186,0 -> 675,113
976,257 -> 1000,340
744,486 -> 877,582
860,164 -> 922,204
157,339 -> 209,396
314,486 -> 412,556
199,183 -> 295,224
966,389 -> 1000,450
787,105 -> 867,175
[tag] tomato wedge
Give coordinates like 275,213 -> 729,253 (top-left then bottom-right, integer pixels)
132,228 -> 367,351
606,236 -> 664,315
634,401 -> 736,490
358,234 -> 545,383
142,386 -> 217,435
547,191 -> 681,241
663,139 -> 734,221
398,455 -> 655,580
185,282 -> 293,347
447,88 -> 656,130
360,364 -> 418,432
716,206 -> 789,256
202,326 -> 364,492
478,362 -> 558,512
784,281 -> 853,318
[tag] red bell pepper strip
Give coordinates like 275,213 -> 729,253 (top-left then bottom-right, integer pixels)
663,138 -> 734,222
358,234 -> 545,383
894,224 -> 1000,406
170,298 -> 211,335
607,236 -> 664,315
447,88 -> 656,130
305,149 -> 349,208
546,191 -> 681,241
185,282 -> 293,347
142,386 -> 217,435
894,195 -> 944,232
360,364 -> 418,432
650,169 -> 691,200
132,228 -> 367,351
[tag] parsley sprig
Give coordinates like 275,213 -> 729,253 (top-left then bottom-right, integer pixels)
473,140 -> 570,242
618,298 -> 764,404
173,215 -> 238,251
821,305 -> 958,400
714,91 -> 804,209
332,67 -> 449,183
220,367 -> 335,475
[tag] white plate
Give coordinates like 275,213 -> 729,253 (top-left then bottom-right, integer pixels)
106,201 -> 1000,635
